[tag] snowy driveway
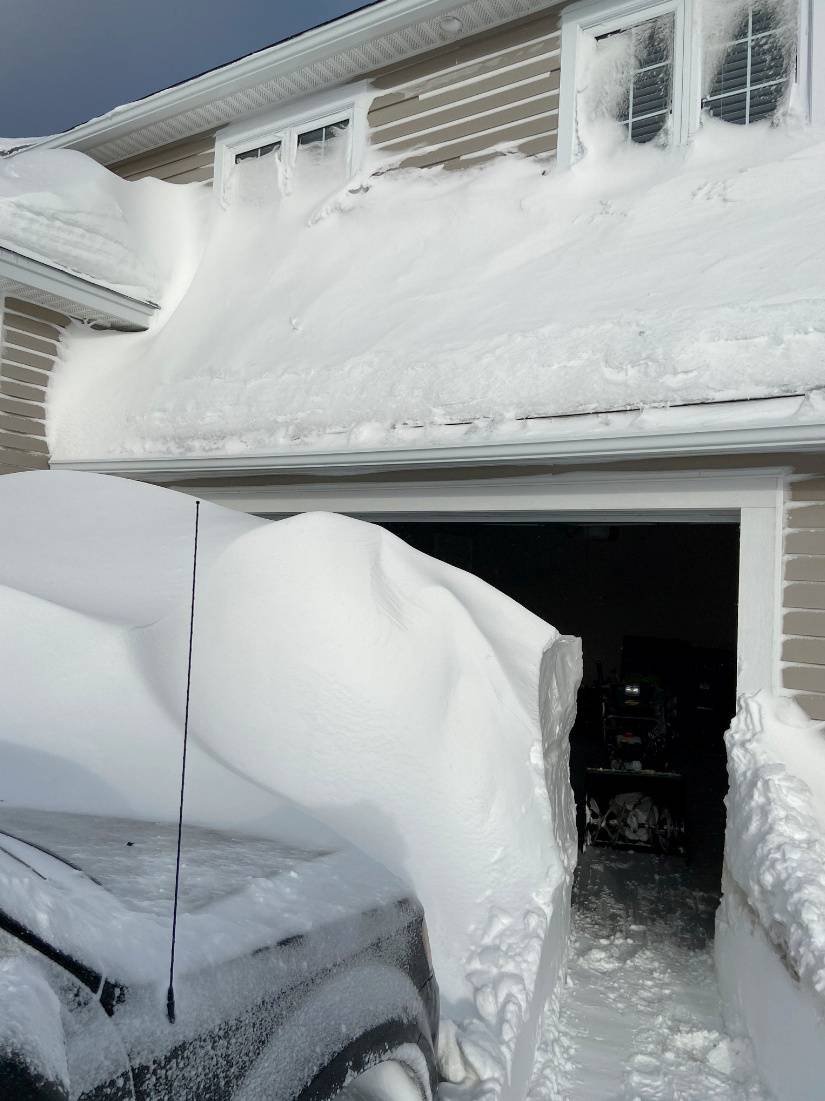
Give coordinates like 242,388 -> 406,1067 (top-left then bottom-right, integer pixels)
530,850 -> 766,1101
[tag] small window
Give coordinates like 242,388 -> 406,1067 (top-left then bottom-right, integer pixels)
703,3 -> 794,124
296,118 -> 350,152
597,15 -> 675,143
234,141 -> 281,164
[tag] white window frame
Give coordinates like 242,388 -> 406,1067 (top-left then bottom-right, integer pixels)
557,0 -> 701,166
214,84 -> 370,206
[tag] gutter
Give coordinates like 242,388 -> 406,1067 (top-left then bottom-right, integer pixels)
0,247 -> 157,331
36,0 -> 483,158
51,406 -> 825,480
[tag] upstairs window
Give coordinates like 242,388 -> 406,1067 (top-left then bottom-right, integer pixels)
703,3 -> 795,124
596,15 -> 675,143
215,94 -> 365,206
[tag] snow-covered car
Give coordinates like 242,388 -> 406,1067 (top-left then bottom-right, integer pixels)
0,808 -> 438,1101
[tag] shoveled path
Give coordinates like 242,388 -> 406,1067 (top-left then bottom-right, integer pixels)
530,849 -> 767,1100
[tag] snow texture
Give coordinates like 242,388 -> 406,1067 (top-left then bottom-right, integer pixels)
529,850 -> 766,1100
722,692 -> 825,995
0,148 -> 200,302
0,954 -> 69,1089
0,470 -> 581,1099
45,124 -> 825,461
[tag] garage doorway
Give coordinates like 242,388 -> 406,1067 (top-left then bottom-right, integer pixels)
380,519 -> 739,882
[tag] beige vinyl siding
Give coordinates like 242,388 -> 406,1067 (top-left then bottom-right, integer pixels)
0,297 -> 67,474
783,476 -> 825,720
367,10 -> 561,170
109,131 -> 216,184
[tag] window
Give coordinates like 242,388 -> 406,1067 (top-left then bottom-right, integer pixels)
559,0 -> 803,166
596,15 -> 675,143
214,90 -> 366,206
558,0 -> 696,166
703,3 -> 794,124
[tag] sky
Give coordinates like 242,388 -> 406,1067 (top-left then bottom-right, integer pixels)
0,0 -> 369,138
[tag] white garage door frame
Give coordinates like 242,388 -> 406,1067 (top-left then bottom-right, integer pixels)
192,468 -> 785,698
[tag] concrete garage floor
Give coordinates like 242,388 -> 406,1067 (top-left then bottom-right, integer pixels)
530,850 -> 767,1101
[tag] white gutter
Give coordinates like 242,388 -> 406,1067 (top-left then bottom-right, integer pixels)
51,401 -> 825,479
37,0 -> 486,157
0,248 -> 157,330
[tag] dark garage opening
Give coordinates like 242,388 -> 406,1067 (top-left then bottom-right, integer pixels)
381,520 -> 739,886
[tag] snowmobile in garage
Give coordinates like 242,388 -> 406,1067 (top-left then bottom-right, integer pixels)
0,807 -> 439,1101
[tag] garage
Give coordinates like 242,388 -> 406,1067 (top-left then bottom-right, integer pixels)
381,518 -> 739,877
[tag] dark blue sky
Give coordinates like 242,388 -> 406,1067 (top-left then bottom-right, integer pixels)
0,0 -> 369,138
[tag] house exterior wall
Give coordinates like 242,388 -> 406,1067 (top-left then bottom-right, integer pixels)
783,475 -> 825,720
366,9 -> 561,169
0,297 -> 65,474
109,130 -> 217,184
108,10 -> 563,184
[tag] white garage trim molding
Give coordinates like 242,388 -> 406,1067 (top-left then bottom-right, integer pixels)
181,468 -> 784,701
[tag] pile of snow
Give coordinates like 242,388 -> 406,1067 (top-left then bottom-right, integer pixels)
716,692 -> 825,1101
0,470 -> 581,1099
0,148 -> 203,302
47,122 -> 825,461
722,692 -> 825,994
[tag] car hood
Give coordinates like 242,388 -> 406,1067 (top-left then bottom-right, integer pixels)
0,807 -> 408,987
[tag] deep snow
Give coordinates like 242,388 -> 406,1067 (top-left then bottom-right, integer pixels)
0,470 -> 581,1099
41,122 -> 825,461
530,850 -> 766,1101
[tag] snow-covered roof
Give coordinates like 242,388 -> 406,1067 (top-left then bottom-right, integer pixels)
48,122 -> 825,465
0,150 -> 157,302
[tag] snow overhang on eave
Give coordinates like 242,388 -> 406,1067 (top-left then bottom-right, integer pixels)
51,393 -> 825,480
35,0 -> 555,167
0,247 -> 158,331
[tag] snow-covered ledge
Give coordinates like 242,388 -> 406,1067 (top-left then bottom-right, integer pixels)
716,694 -> 825,1101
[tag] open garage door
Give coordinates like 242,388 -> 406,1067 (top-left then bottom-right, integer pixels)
380,519 -> 739,882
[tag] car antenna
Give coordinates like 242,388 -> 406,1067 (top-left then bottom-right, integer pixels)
167,499 -> 201,1024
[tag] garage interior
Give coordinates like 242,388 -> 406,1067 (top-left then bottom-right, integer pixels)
381,519 -> 740,890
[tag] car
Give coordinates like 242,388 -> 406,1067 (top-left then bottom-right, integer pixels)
0,807 -> 439,1101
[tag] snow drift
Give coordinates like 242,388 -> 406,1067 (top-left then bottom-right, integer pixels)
716,693 -> 825,1101
0,470 -> 581,1099
45,123 -> 825,461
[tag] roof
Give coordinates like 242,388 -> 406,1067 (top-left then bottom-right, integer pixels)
47,121 -> 825,469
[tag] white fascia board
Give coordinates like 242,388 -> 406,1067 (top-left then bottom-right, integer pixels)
36,0 -> 487,156
51,398 -> 825,479
0,248 -> 157,330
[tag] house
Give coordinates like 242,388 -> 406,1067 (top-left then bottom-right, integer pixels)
1,0 -> 823,735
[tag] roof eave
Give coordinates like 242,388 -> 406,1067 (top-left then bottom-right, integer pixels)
0,248 -> 158,331
36,0 -> 482,158
49,398 -> 825,480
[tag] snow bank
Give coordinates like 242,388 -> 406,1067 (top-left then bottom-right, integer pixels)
0,470 -> 581,1099
47,123 -> 825,461
716,692 -> 825,1101
0,148 -> 206,303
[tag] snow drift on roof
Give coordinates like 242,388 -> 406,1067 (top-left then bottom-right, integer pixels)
47,121 -> 825,461
0,149 -> 159,300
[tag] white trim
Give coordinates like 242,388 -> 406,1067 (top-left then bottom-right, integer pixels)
0,248 -> 157,331
214,84 -> 370,206
804,0 -> 824,124
185,468 -> 783,697
557,0 -> 699,166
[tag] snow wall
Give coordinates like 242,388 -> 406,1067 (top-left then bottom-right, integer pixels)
716,693 -> 825,1101
0,471 -> 581,1101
